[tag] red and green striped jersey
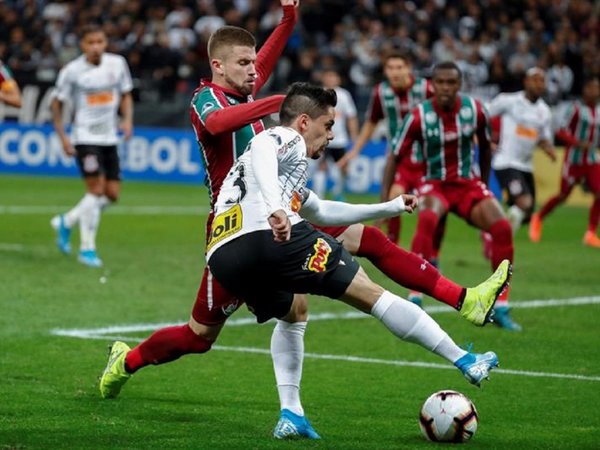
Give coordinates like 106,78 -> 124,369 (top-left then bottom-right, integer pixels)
392,95 -> 491,181
557,100 -> 600,165
367,77 -> 433,167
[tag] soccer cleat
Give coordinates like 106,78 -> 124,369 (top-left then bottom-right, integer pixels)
460,259 -> 512,326
273,409 -> 321,440
583,231 -> 600,248
492,305 -> 522,331
407,291 -> 423,308
50,214 -> 72,254
455,351 -> 499,387
78,250 -> 103,268
99,341 -> 131,399
529,213 -> 542,242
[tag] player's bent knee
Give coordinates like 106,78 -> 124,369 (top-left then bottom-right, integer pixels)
340,267 -> 385,313
282,294 -> 309,322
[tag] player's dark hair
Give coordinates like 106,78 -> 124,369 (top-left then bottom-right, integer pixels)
279,82 -> 337,125
583,74 -> 600,86
432,61 -> 462,79
383,51 -> 412,65
80,24 -> 105,39
208,26 -> 256,59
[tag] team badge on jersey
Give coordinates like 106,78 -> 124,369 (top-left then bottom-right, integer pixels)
207,205 -> 242,251
304,238 -> 332,273
460,106 -> 473,120
425,111 -> 438,124
290,191 -> 302,213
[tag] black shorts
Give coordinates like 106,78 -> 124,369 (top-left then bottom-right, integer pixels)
75,144 -> 121,180
208,221 -> 360,323
494,168 -> 535,206
323,146 -> 346,162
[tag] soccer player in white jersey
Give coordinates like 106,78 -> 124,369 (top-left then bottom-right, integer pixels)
488,68 -> 557,236
206,84 -> 510,435
50,25 -> 134,267
310,68 -> 358,200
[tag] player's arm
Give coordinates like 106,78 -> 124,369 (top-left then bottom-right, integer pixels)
476,101 -> 493,184
51,68 -> 75,156
253,1 -> 299,94
119,92 -> 134,140
381,112 -> 419,201
250,133 -> 291,241
299,189 -> 416,226
0,74 -> 22,108
486,93 -> 510,118
538,110 -> 557,161
555,104 -> 587,150
201,95 -> 285,135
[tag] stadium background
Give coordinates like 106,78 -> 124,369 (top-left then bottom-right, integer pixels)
0,0 -> 598,204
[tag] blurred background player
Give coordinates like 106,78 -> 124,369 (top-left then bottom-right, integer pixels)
487,67 -> 556,236
310,68 -> 358,201
50,24 -> 133,267
530,76 -> 600,247
383,61 -> 518,331
0,60 -> 22,108
337,52 -> 445,267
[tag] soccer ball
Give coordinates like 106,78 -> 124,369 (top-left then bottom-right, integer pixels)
419,390 -> 478,443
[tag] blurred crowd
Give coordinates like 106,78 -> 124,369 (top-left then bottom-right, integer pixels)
1,0 -> 599,115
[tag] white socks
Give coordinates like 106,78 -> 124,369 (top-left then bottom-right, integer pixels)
370,291 -> 467,364
507,205 -> 525,235
271,320 -> 307,416
79,193 -> 102,251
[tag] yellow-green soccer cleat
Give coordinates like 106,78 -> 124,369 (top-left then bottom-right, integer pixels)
460,260 -> 512,326
99,341 -> 131,399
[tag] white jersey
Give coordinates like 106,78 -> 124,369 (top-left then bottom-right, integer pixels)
329,86 -> 357,148
53,53 -> 133,145
488,91 -> 552,172
206,126 -> 309,257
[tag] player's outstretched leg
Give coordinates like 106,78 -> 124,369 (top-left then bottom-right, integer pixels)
50,214 -> 72,255
454,351 -> 499,387
99,341 -> 131,399
460,259 -> 512,326
273,409 -> 321,440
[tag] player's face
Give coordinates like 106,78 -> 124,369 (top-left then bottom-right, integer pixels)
432,69 -> 461,108
303,106 -> 335,160
215,45 -> 257,96
524,74 -> 546,100
583,79 -> 600,104
81,31 -> 107,65
384,58 -> 411,89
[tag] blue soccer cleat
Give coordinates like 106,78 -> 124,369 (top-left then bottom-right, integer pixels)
50,214 -> 72,254
273,409 -> 321,440
492,305 -> 522,331
407,291 -> 423,308
455,351 -> 499,387
78,249 -> 103,268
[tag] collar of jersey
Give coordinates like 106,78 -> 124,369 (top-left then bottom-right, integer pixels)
200,79 -> 249,101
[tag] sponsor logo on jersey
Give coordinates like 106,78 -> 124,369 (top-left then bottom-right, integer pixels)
277,134 -> 302,155
207,204 -> 242,251
290,191 -> 302,213
86,91 -> 114,106
304,238 -> 332,273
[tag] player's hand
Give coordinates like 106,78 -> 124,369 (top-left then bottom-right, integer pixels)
400,194 -> 418,213
268,209 -> 291,242
545,147 -> 557,162
120,120 -> 133,140
61,137 -> 76,156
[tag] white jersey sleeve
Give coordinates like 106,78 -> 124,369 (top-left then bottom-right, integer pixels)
486,93 -> 512,117
53,65 -> 75,103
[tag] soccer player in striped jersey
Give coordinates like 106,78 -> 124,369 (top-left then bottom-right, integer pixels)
383,61 -> 518,331
0,60 -> 22,107
339,52 -> 435,247
530,76 -> 600,247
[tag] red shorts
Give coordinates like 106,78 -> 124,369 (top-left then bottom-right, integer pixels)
192,267 -> 243,326
311,224 -> 349,238
561,162 -> 600,195
393,163 -> 425,193
417,179 -> 495,221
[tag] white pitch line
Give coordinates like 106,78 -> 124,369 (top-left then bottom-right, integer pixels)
50,295 -> 600,383
49,295 -> 600,338
0,243 -> 25,251
0,205 -> 209,215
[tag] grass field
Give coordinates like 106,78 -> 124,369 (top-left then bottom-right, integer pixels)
1,174 -> 599,449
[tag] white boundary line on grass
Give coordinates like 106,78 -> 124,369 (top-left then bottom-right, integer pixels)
0,205 -> 209,215
50,295 -> 600,383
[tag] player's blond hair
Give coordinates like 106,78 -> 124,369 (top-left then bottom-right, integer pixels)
208,26 -> 256,59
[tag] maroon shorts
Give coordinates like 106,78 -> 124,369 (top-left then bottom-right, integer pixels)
191,266 -> 243,326
561,162 -> 600,194
393,163 -> 425,194
417,179 -> 495,221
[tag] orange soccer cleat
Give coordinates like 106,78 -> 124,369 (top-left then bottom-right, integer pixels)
583,230 -> 600,248
529,213 -> 542,243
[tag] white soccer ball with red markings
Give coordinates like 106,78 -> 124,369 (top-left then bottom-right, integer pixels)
419,390 -> 478,443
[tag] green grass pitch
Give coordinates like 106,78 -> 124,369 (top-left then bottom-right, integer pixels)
1,174 -> 599,449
